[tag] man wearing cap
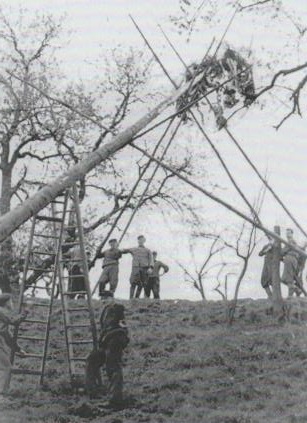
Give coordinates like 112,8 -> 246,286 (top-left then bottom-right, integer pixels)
96,239 -> 122,298
0,294 -> 27,394
122,235 -> 154,299
145,251 -> 169,299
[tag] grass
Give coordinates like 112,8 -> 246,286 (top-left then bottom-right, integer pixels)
2,298 -> 307,422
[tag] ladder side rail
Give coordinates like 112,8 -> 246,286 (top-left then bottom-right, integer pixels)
57,191 -> 76,378
17,216 -> 37,312
72,184 -> 98,350
10,216 -> 37,371
40,198 -> 69,384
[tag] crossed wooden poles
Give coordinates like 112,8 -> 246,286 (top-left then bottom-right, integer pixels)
0,15 -> 306,276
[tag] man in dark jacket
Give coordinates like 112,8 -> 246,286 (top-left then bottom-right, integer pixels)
259,242 -> 273,299
85,303 -> 129,409
281,228 -> 307,297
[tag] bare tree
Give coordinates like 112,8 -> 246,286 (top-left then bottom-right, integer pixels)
213,269 -> 236,302
23,161 -> 191,291
178,234 -> 226,300
0,7 -> 188,292
223,220 -> 258,324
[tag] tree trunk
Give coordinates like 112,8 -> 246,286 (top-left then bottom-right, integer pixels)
0,167 -> 12,216
271,225 -> 284,320
197,277 -> 206,301
228,260 -> 248,324
0,166 -> 18,291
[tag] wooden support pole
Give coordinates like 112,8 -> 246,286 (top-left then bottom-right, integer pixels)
271,225 -> 284,318
130,143 -> 307,260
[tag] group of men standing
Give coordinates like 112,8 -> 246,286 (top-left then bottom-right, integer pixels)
259,228 -> 307,298
96,235 -> 169,299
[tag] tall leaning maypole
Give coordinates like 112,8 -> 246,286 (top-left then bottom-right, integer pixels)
0,69 -> 212,243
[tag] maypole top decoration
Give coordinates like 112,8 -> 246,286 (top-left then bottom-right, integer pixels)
176,47 -> 256,129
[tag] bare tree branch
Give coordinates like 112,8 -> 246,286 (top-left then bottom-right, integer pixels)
238,0 -> 272,11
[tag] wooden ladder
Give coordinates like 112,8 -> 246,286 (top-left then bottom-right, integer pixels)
58,184 -> 98,383
10,184 -> 98,386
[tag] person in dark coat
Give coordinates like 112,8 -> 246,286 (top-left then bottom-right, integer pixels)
280,228 -> 307,297
85,303 -> 129,409
259,242 -> 273,299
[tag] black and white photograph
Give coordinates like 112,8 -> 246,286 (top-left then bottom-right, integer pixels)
1,1 -> 307,422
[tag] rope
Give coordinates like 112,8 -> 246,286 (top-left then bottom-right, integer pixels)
129,15 -> 177,88
190,109 -> 263,225
158,24 -> 307,240
213,4 -> 239,57
224,126 -> 307,239
118,116 -> 183,244
137,19 -> 262,226
7,70 -> 113,135
90,117 -> 175,295
129,141 -> 307,258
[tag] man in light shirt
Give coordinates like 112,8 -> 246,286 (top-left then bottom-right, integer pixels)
122,235 -> 154,299
145,251 -> 169,299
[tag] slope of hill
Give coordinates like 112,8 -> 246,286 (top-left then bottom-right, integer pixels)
2,298 -> 307,423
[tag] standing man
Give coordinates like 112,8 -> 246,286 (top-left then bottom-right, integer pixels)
96,239 -> 122,298
122,235 -> 154,299
85,303 -> 129,409
258,241 -> 273,299
145,251 -> 169,299
281,228 -> 306,297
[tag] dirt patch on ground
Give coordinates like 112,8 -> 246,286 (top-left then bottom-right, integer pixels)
2,298 -> 307,422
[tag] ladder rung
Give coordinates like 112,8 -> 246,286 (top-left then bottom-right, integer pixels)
66,323 -> 91,328
36,215 -> 63,223
67,307 -> 89,312
70,357 -> 87,361
51,200 -> 65,204
62,242 -> 80,246
18,353 -> 44,359
62,275 -> 85,279
18,335 -> 45,341
31,250 -> 56,256
54,210 -> 74,214
23,318 -> 48,324
63,291 -> 87,296
69,340 -> 93,345
72,373 -> 87,378
60,258 -> 83,263
34,233 -> 59,239
27,302 -> 51,307
11,368 -> 42,376
27,267 -> 53,272
29,285 -> 52,290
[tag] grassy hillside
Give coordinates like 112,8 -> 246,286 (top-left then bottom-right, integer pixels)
2,298 -> 307,423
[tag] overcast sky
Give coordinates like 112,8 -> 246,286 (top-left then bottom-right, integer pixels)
4,1 -> 307,300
